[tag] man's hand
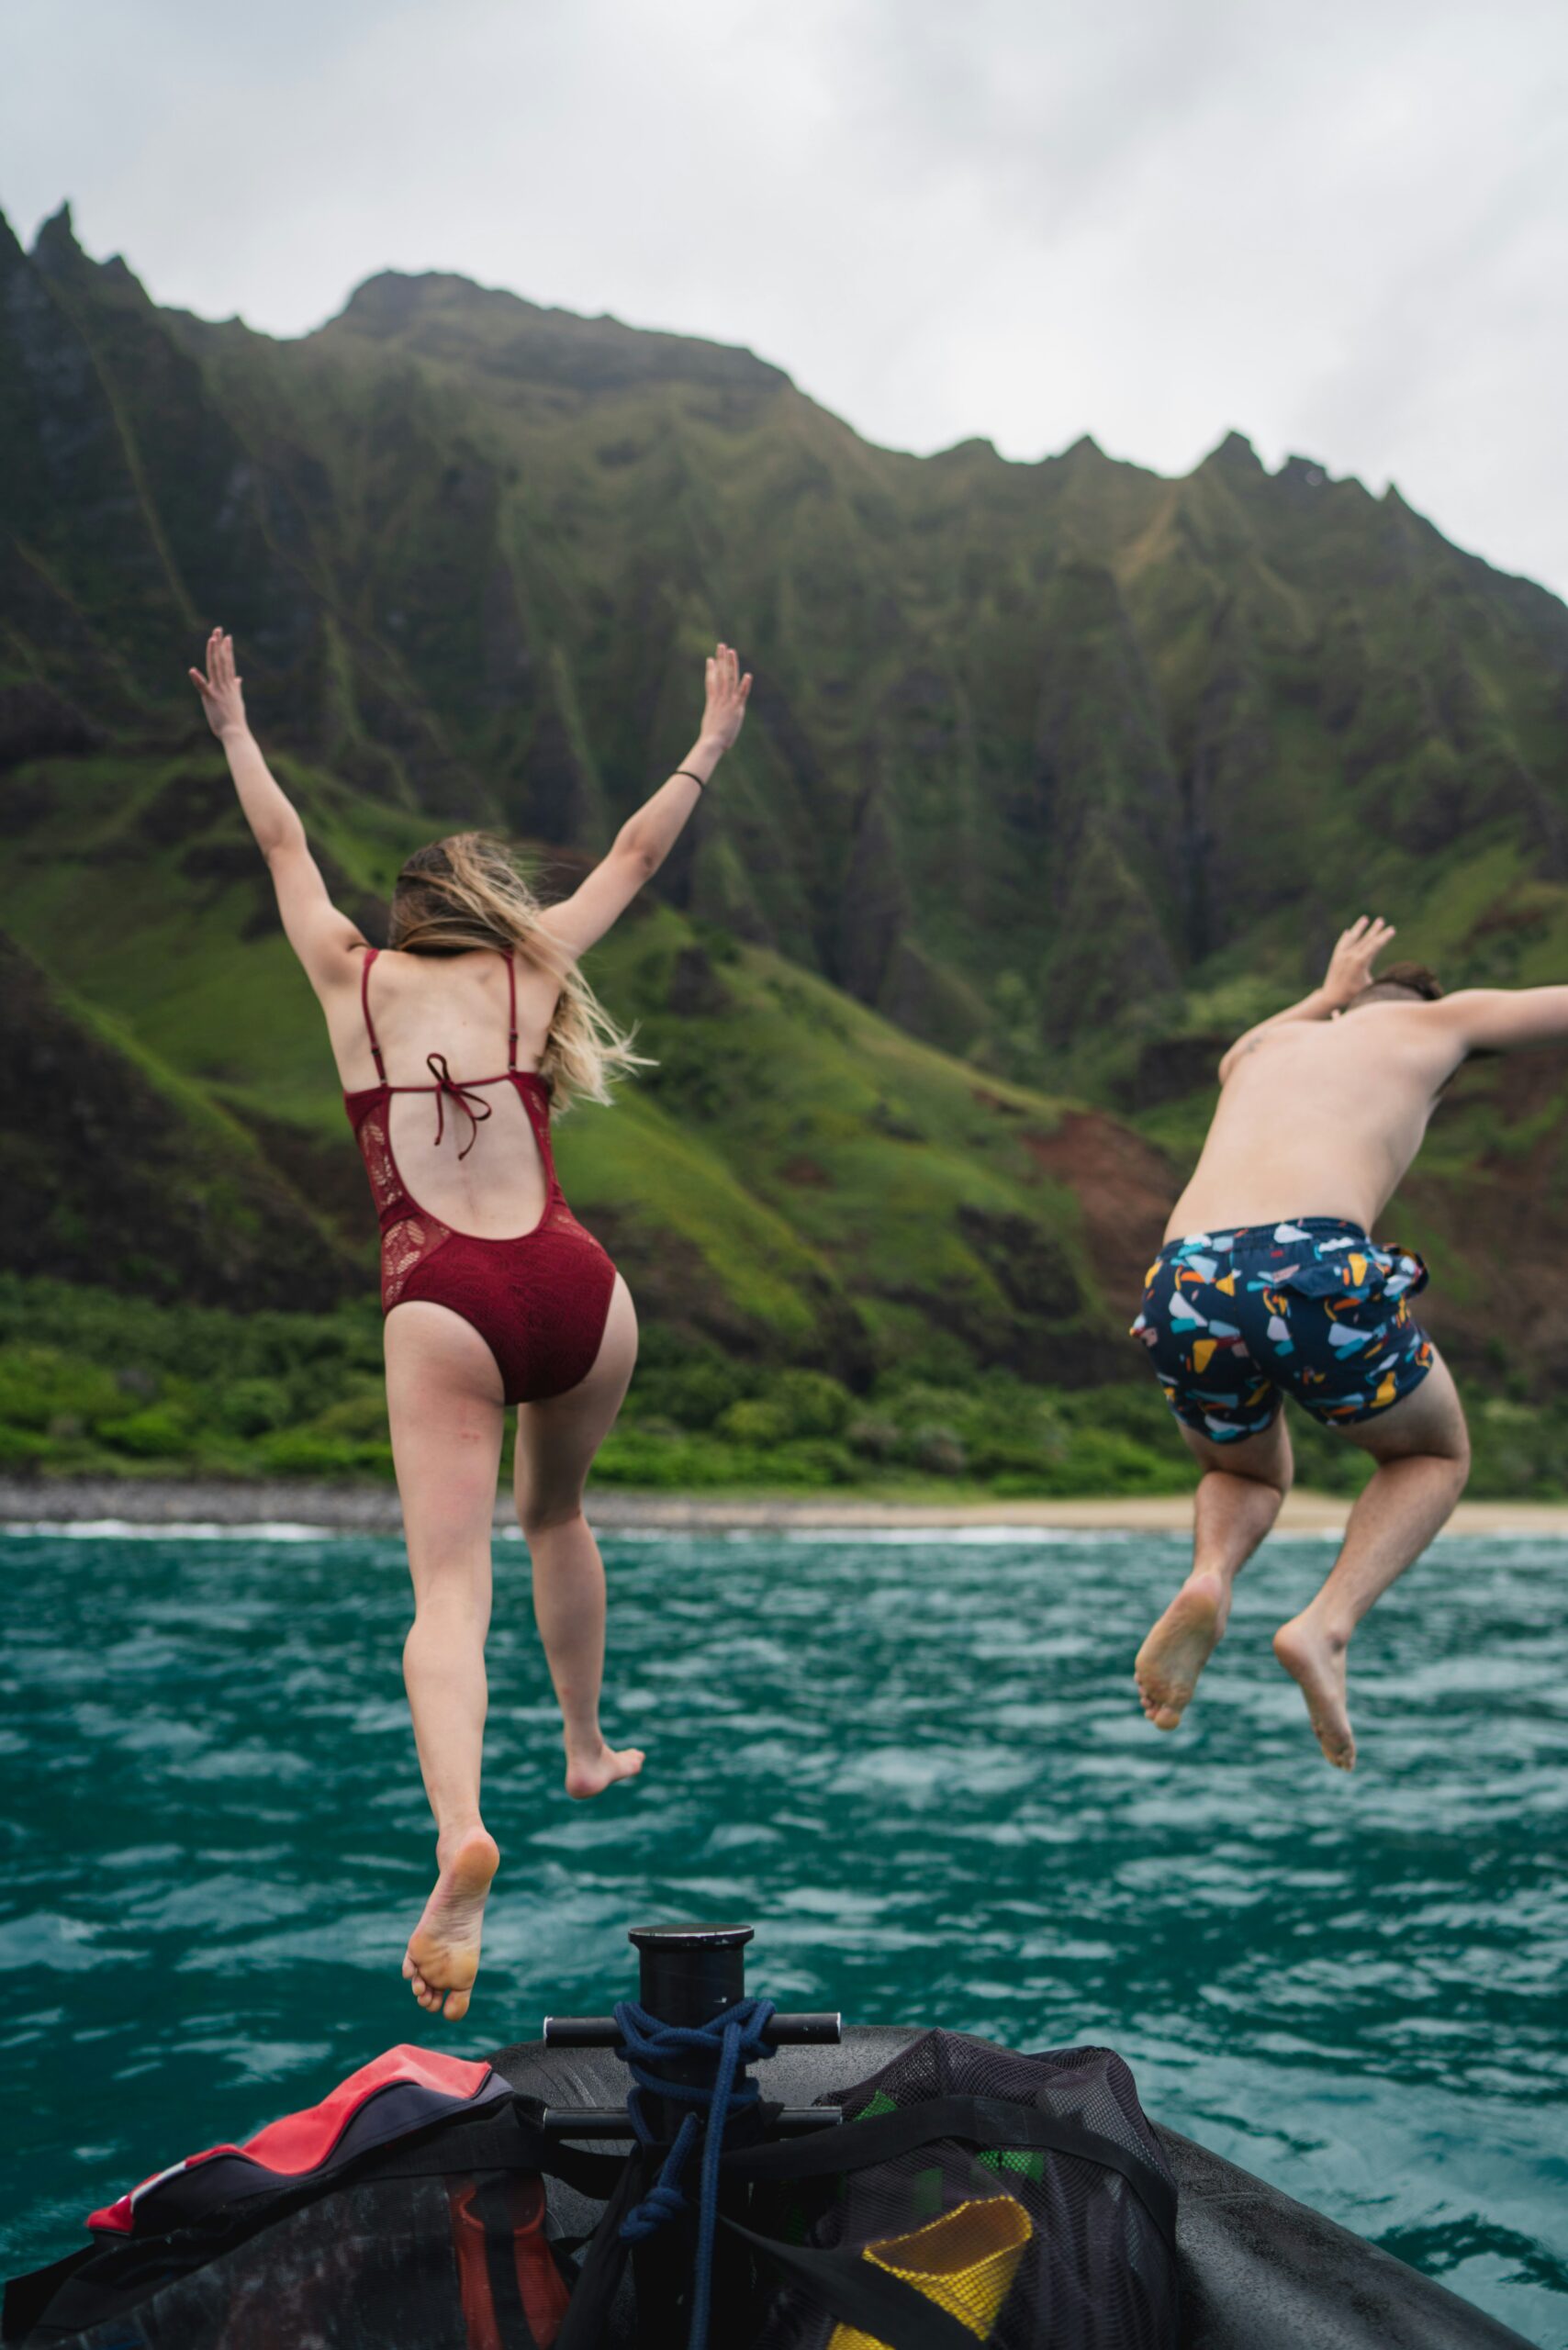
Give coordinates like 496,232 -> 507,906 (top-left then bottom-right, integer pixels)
1323,915 -> 1395,1008
189,628 -> 249,740
698,642 -> 751,753
1218,912 -> 1398,1081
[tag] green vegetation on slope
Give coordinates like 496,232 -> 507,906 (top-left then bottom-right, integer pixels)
8,1274 -> 1568,1503
2,734 -> 1128,1383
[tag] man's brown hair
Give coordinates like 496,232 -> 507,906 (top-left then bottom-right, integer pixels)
1353,959 -> 1443,1006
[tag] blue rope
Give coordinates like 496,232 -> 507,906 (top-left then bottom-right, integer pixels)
615,1993 -> 778,2350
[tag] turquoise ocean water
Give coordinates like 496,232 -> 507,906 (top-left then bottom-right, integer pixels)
2,1523 -> 1564,2344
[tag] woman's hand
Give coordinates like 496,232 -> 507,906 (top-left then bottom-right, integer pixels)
188,628 -> 249,740
698,642 -> 752,753
1323,914 -> 1395,1006
193,629 -> 364,986
537,639 -> 753,958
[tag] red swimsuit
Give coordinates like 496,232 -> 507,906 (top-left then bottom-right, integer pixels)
343,948 -> 617,1404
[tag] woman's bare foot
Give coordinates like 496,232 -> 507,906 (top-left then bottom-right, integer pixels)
1272,1615 -> 1356,1771
1134,1570 -> 1228,1730
402,1824 -> 499,2020
565,1740 -> 645,1800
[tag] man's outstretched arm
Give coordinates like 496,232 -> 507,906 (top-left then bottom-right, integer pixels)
1218,916 -> 1395,1083
1433,987 -> 1568,1053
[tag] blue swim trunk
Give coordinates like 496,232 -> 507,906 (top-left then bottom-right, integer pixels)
1129,1218 -> 1434,1443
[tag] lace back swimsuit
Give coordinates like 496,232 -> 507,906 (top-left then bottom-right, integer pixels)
343,948 -> 617,1404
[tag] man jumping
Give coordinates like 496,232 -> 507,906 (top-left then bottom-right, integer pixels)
1130,915 -> 1568,1770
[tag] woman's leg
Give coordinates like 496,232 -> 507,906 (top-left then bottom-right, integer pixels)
513,1274 -> 644,1797
385,1299 -> 506,2020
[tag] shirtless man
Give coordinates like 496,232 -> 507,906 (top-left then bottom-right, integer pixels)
1130,915 -> 1568,1770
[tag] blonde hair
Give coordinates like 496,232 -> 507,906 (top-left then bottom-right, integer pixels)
386,833 -> 648,1113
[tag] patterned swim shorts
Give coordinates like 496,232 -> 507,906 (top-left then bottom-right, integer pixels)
1129,1218 -> 1435,1444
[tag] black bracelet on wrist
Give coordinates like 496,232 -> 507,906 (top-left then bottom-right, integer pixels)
674,767 -> 708,789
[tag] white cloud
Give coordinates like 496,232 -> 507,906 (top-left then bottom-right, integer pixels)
5,0 -> 1566,592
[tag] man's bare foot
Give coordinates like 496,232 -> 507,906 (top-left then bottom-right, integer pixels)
1134,1570 -> 1228,1731
402,1824 -> 499,2021
1272,1615 -> 1356,1771
565,1740 -> 645,1800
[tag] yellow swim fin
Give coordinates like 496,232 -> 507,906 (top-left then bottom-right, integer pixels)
828,2195 -> 1032,2349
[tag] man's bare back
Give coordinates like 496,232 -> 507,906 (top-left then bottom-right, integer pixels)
1169,917 -> 1568,1241
1166,1002 -> 1459,1240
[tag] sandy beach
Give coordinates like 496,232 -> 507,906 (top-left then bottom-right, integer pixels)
4,1475 -> 1567,1538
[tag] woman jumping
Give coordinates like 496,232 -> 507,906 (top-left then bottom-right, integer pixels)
188,631 -> 752,2019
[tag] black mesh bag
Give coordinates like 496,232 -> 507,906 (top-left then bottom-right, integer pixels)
8,2031 -> 1177,2350
11,2173 -> 576,2350
3,2096 -> 622,2350
738,2030 -> 1179,2350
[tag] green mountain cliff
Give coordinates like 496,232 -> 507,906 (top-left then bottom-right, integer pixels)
6,202 -> 1568,1488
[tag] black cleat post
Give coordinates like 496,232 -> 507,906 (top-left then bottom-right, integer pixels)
539,1922 -> 842,2347
627,1923 -> 755,2138
626,1925 -> 756,2347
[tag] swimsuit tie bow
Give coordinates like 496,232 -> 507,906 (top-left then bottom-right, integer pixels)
426,1054 -> 492,1159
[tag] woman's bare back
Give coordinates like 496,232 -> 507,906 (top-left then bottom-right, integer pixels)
333,946 -> 564,1239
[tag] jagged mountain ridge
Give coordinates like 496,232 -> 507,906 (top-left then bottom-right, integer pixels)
6,203 -> 1568,1387
8,203 -> 1568,1066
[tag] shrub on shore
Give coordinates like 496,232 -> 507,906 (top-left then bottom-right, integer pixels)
1,1275 -> 1562,1503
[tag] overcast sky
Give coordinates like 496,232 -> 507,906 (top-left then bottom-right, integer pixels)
6,0 -> 1566,596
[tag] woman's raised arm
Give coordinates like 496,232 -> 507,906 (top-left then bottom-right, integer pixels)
539,642 -> 751,960
189,628 -> 364,991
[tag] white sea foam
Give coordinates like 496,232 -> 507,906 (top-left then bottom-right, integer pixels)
783,1524 -> 1142,1547
1,1518 -> 338,1542
5,1516 -> 1554,1551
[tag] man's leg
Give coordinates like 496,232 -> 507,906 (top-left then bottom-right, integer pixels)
1274,1349 -> 1470,1772
1136,1409 -> 1294,1730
